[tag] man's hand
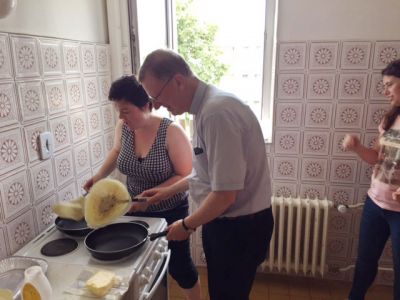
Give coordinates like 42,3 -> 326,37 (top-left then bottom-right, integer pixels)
166,220 -> 191,241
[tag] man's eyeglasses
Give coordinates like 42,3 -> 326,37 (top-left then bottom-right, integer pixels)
149,75 -> 173,103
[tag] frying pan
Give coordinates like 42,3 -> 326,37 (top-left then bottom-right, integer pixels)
55,217 -> 93,237
84,222 -> 167,260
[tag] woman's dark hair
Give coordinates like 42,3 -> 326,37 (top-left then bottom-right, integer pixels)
108,75 -> 151,109
381,59 -> 400,131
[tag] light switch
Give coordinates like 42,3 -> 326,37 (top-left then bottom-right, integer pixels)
39,132 -> 54,160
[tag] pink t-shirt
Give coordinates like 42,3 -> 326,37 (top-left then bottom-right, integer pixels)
368,117 -> 400,212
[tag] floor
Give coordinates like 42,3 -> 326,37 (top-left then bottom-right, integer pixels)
168,267 -> 393,300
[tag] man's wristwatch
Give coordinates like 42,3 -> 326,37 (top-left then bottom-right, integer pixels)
181,218 -> 196,233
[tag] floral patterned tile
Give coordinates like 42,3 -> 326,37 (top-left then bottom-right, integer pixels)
275,102 -> 303,128
273,130 -> 300,154
101,104 -> 115,131
272,182 -> 298,198
304,102 -> 333,128
98,75 -> 111,103
369,73 -> 386,100
356,186 -> 369,205
10,35 -> 40,78
309,42 -> 338,70
70,110 -> 88,143
326,235 -> 351,260
66,77 -> 84,109
23,121 -> 47,163
329,159 -> 358,184
331,132 -> 361,157
359,162 -> 373,185
6,209 -> 37,253
29,159 -> 55,202
96,44 -> 110,73
334,103 -> 364,129
121,47 -> 132,75
62,41 -> 81,74
89,135 -> 104,166
0,169 -> 31,221
372,41 -> 400,70
340,41 -> 371,70
278,42 -> 307,70
328,210 -> 352,234
84,76 -> 99,106
306,73 -> 336,99
0,228 -> 8,259
300,157 -> 328,182
53,150 -> 74,187
0,81 -> 19,127
325,260 -> 349,281
34,195 -> 56,233
328,185 -> 356,206
73,142 -> 90,174
44,79 -> 67,115
38,38 -> 62,76
81,43 -> 96,74
337,73 -> 368,100
276,73 -> 305,99
16,80 -> 46,123
299,184 -> 325,200
365,103 -> 389,130
49,116 -> 71,151
0,128 -> 25,176
103,130 -> 115,153
272,156 -> 299,180
58,181 -> 77,202
302,131 -> 330,156
362,132 -> 379,150
194,246 -> 207,267
88,106 -> 102,136
0,33 -> 13,79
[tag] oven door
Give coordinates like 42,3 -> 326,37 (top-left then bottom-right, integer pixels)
137,250 -> 170,300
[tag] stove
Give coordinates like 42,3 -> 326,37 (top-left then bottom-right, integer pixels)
15,216 -> 170,300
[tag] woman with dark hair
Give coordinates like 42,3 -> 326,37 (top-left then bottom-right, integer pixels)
343,59 -> 400,299
84,75 -> 201,300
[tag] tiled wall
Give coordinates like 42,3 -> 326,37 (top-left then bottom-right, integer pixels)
0,32 -> 116,258
191,40 -> 398,285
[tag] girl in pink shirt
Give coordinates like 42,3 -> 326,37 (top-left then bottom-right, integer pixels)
343,59 -> 400,300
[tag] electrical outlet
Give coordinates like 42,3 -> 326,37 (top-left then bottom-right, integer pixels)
39,132 -> 54,160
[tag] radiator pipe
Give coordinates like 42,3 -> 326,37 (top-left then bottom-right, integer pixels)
335,203 -> 364,213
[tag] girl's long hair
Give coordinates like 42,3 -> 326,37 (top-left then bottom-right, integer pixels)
381,59 -> 400,131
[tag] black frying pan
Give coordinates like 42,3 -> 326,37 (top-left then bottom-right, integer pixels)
55,217 -> 93,237
84,222 -> 167,260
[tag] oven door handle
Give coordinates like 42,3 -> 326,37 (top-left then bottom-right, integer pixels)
141,250 -> 171,300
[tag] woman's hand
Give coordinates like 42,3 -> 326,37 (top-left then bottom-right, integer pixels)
129,201 -> 150,213
342,134 -> 360,152
140,187 -> 174,205
83,178 -> 94,192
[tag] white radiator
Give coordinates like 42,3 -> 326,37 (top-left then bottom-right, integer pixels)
264,197 -> 333,277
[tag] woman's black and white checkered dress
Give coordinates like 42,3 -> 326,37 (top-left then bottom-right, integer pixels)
117,118 -> 187,212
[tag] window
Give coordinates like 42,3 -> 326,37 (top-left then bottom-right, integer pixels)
128,0 -> 278,142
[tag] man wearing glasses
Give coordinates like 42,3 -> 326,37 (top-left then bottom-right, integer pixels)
139,49 -> 274,300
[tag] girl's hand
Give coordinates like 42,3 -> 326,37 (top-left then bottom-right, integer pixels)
392,187 -> 400,201
342,134 -> 360,152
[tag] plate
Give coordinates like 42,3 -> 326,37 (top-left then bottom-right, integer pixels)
0,256 -> 48,299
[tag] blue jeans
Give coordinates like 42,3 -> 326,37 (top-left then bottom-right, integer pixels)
349,196 -> 400,300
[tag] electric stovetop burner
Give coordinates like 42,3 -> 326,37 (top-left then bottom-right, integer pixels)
40,238 -> 78,256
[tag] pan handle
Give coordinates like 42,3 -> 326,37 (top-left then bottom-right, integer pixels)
148,230 -> 168,241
